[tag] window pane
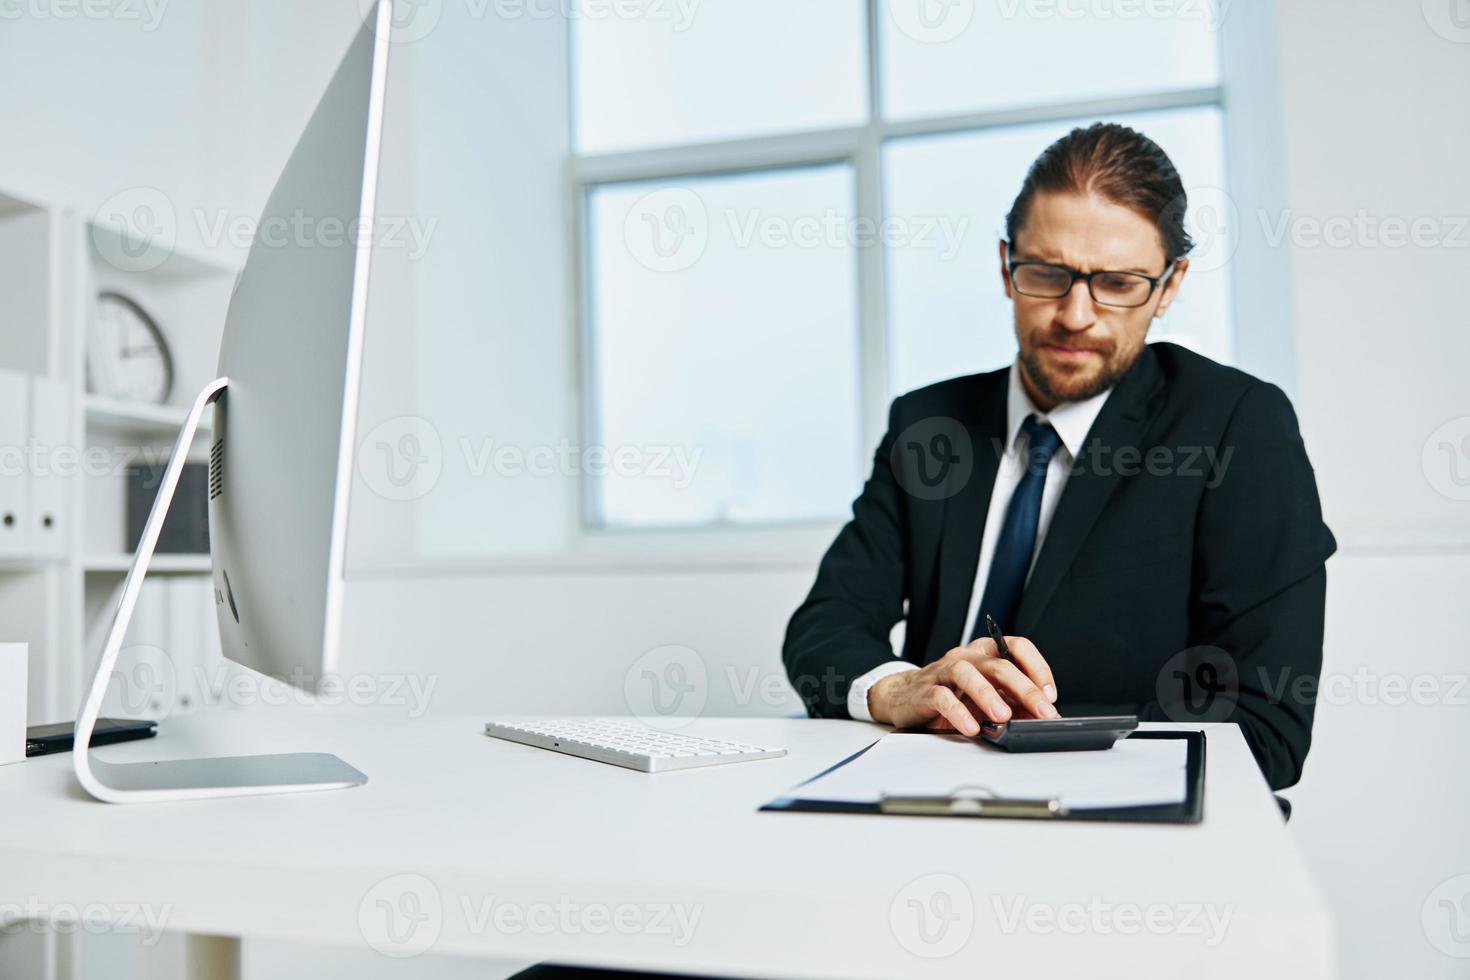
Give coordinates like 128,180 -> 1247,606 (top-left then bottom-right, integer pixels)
586,166 -> 862,527
574,0 -> 867,153
879,1 -> 1221,121
883,106 -> 1231,398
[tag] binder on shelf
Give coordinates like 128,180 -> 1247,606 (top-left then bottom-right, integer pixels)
761,730 -> 1206,825
0,368 -> 29,558
28,375 -> 70,559
102,579 -> 172,720
126,462 -> 210,554
167,576 -> 224,713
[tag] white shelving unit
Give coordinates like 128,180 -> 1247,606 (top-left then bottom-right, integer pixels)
0,182 -> 238,726
0,187 -> 77,727
83,554 -> 214,574
83,394 -> 214,435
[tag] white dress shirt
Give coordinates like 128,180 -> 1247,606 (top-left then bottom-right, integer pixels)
847,363 -> 1114,722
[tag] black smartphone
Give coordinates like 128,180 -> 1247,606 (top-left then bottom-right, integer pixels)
978,714 -> 1137,752
25,718 -> 158,757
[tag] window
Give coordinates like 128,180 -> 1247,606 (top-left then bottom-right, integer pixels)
585,166 -> 862,527
884,105 -> 1230,396
877,1 -> 1220,121
573,0 -> 867,152
574,3 -> 1229,531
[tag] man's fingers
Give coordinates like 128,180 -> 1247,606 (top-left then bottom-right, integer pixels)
980,658 -> 1059,719
929,685 -> 979,737
951,638 -> 1057,703
946,660 -> 1011,723
960,637 -> 999,659
1005,635 -> 1058,702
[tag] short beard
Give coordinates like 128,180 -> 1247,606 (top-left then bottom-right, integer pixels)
1019,339 -> 1143,406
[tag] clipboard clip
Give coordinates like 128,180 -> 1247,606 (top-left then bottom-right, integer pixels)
879,784 -> 1067,819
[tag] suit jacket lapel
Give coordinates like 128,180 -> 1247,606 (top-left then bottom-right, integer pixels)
925,371 -> 1008,662
1013,345 -> 1166,635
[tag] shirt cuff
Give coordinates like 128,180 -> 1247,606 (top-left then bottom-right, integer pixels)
847,661 -> 920,723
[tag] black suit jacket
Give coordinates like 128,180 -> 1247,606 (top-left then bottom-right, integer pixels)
783,342 -> 1336,790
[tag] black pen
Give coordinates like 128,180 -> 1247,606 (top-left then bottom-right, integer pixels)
988,613 -> 1062,714
985,614 -> 1013,663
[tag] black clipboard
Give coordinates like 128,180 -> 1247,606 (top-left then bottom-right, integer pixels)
759,730 -> 1205,824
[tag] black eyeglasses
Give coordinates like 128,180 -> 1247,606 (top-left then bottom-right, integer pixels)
1007,258 -> 1174,309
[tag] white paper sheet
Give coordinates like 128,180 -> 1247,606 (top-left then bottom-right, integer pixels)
793,733 -> 1189,810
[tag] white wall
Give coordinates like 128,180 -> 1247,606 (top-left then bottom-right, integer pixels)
375,0 -> 580,565
333,5 -> 1470,978
0,1 -> 358,254
0,1 -> 575,977
2,1 -> 1467,978
1270,3 -> 1470,978
1279,5 -> 1470,554
342,564 -> 810,718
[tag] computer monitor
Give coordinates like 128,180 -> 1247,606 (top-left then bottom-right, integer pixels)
73,0 -> 393,802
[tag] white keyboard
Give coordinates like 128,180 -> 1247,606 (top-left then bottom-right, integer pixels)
483,718 -> 787,773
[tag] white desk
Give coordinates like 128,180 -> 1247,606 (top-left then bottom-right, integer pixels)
0,710 -> 1334,979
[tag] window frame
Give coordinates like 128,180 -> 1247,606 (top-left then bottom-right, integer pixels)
569,0 -> 1281,561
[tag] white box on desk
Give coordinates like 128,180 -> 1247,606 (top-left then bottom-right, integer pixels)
0,642 -> 26,766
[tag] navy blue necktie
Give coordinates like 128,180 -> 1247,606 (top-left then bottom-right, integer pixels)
970,415 -> 1063,641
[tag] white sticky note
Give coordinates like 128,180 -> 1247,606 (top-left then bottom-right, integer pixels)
794,731 -> 1188,810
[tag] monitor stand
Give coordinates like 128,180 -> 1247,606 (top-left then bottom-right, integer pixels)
73,376 -> 368,803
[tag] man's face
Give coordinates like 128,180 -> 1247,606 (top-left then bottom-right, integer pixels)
1000,191 -> 1188,409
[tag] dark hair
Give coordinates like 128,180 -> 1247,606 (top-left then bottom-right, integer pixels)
1005,122 -> 1193,262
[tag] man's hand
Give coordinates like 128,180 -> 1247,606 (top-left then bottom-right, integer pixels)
867,637 -> 1060,735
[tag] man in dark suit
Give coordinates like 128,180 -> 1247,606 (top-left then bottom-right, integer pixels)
783,122 -> 1335,790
